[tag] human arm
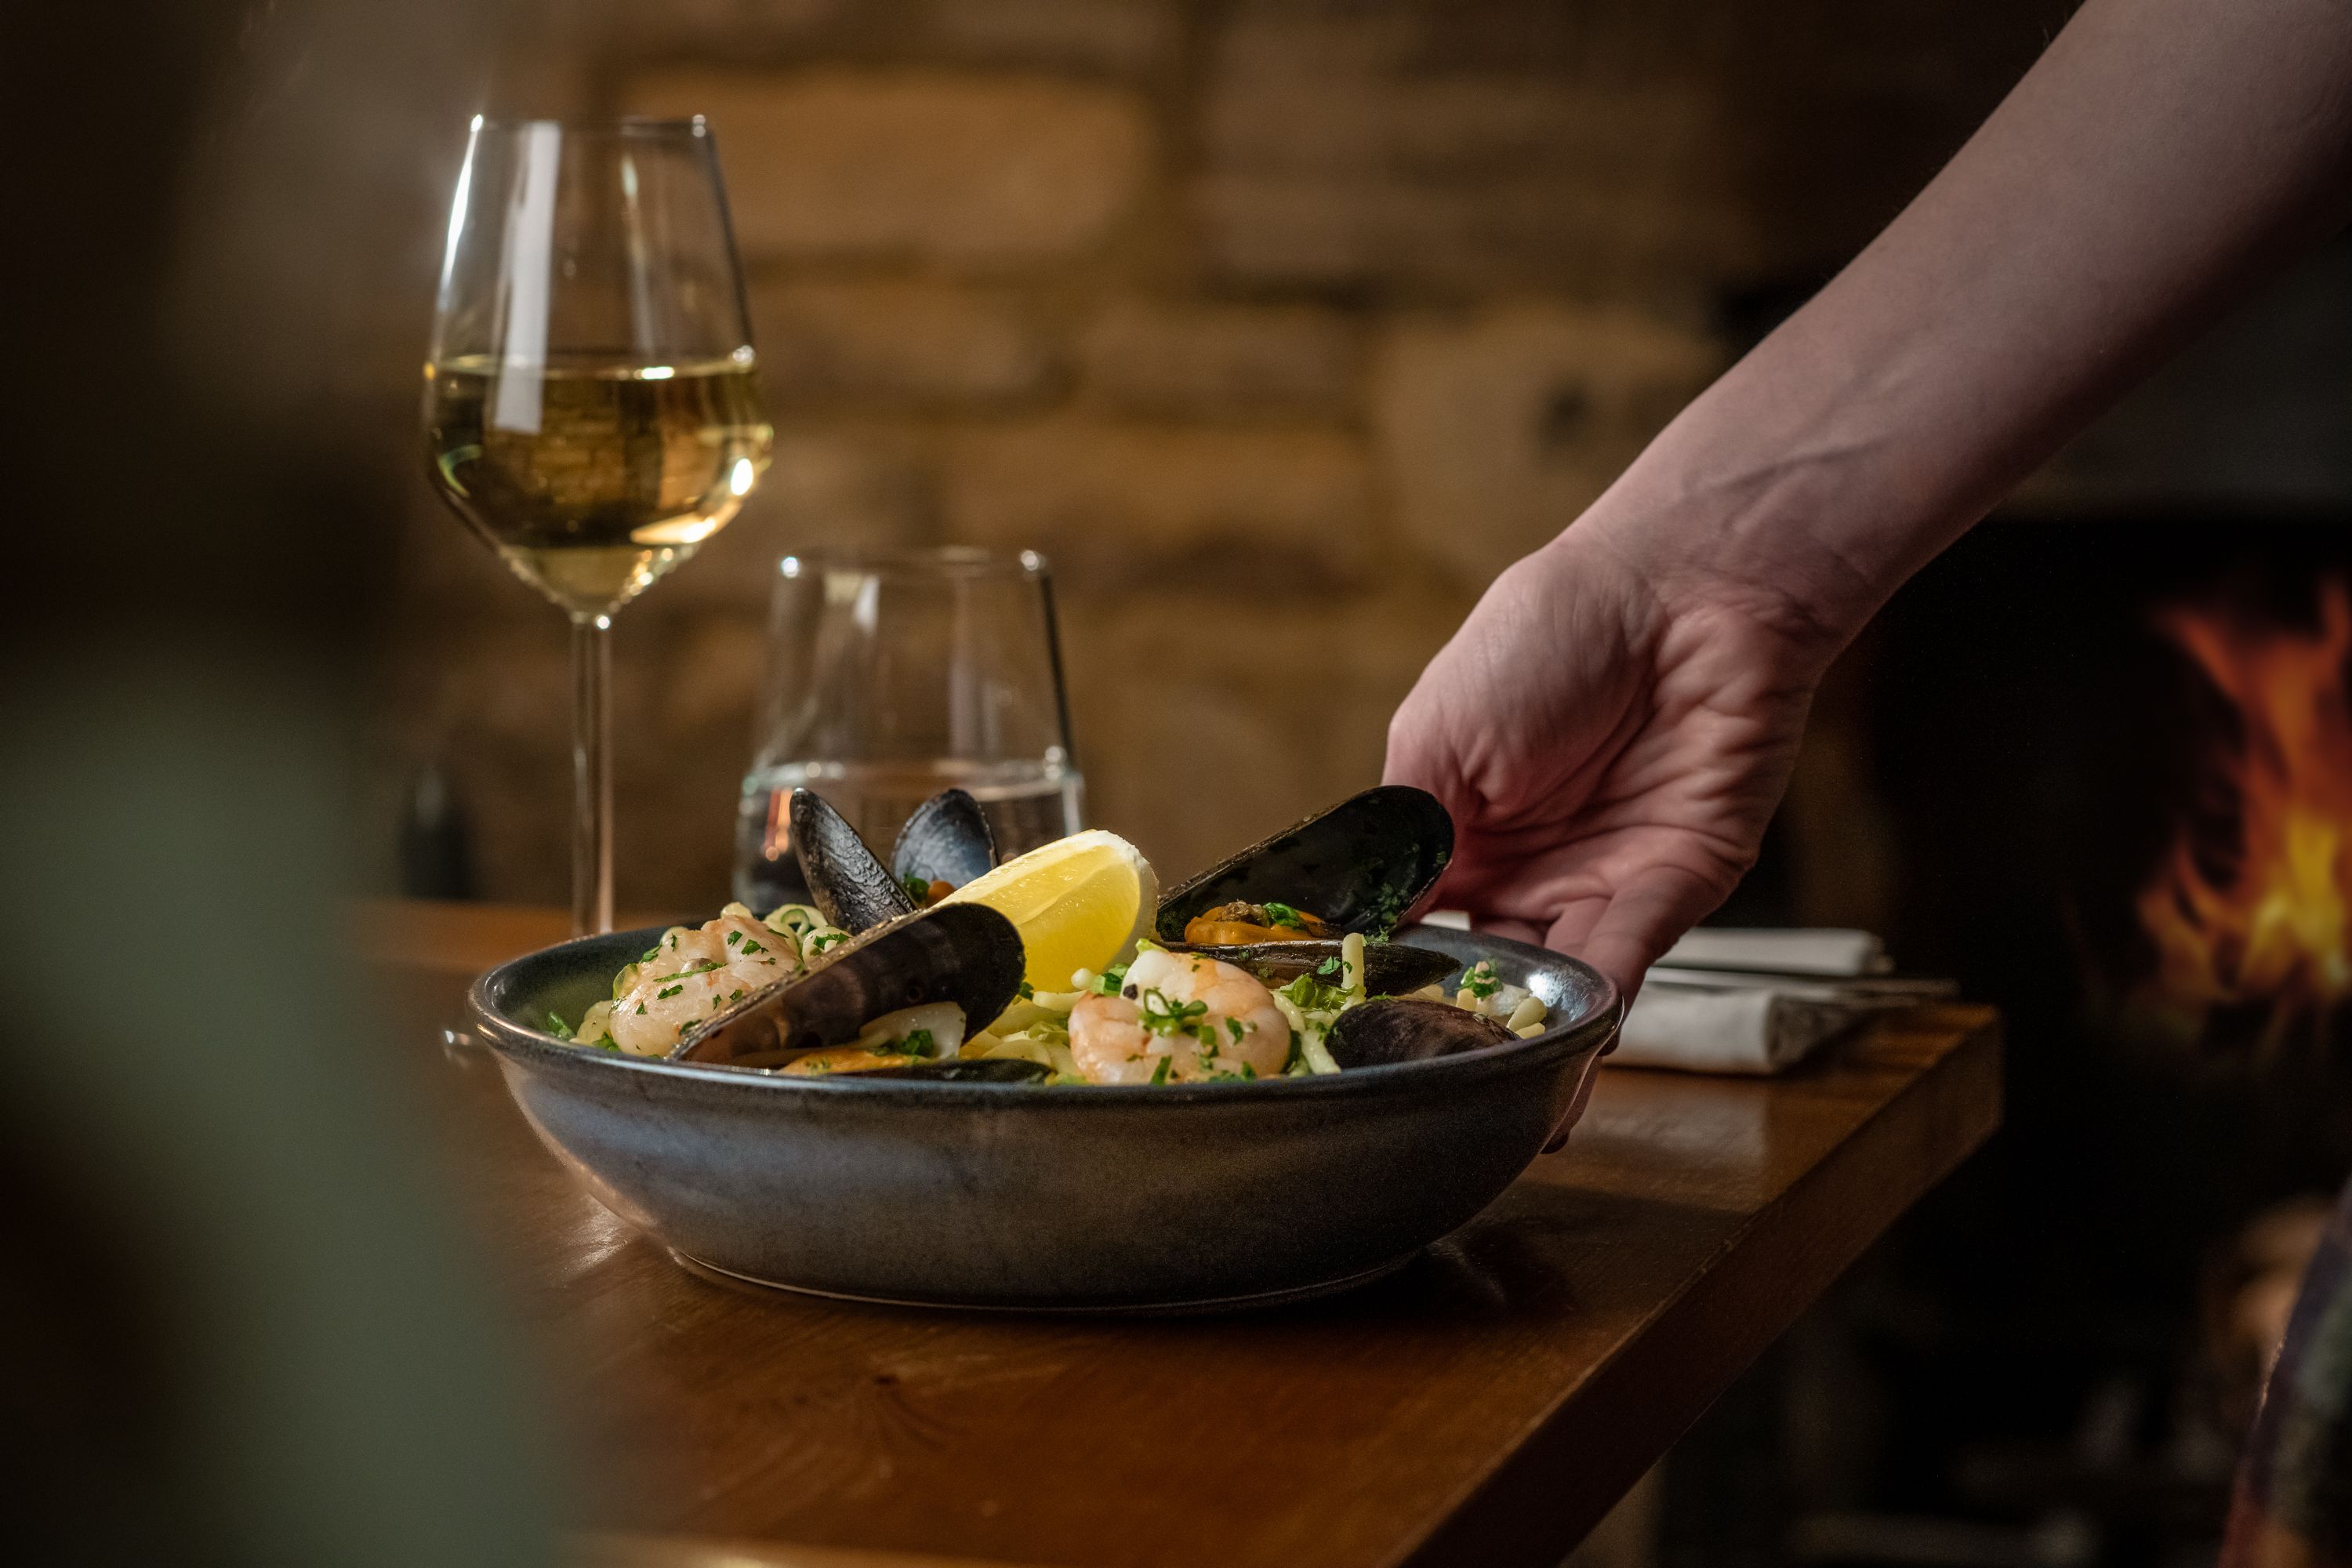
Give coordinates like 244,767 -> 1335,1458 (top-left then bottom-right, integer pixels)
1386,0 -> 2352,995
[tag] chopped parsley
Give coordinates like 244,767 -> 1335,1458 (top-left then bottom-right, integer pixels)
1225,1016 -> 1246,1043
649,960 -> 721,984
1461,961 -> 1499,1000
808,930 -> 848,955
546,1011 -> 575,1040
1363,884 -> 1414,939
724,930 -> 741,946
1314,956 -> 1341,978
1279,974 -> 1349,1014
1138,988 -> 1208,1038
1149,1055 -> 1171,1086
874,1029 -> 935,1058
655,984 -> 684,1000
1018,980 -> 1035,1001
1261,901 -> 1309,930
739,938 -> 767,956
640,946 -> 660,963
901,873 -> 932,902
1089,961 -> 1130,996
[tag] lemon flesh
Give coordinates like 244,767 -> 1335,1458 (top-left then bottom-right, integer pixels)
941,829 -> 1157,993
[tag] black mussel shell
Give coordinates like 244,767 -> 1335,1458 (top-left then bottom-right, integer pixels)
1155,785 -> 1454,942
891,788 -> 996,895
851,1058 -> 1054,1084
791,789 -> 917,934
1324,996 -> 1517,1069
1163,939 -> 1458,998
673,903 -> 1025,1069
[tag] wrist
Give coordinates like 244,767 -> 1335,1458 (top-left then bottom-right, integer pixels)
1552,466 -> 1871,672
1555,352 -> 1946,662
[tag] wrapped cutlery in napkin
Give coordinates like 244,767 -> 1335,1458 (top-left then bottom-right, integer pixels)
1617,931 -> 1956,1075
1414,918 -> 1953,1075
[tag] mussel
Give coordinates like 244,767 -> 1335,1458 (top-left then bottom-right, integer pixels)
1154,785 -> 1454,943
789,789 -> 917,933
793,786 -> 1001,933
891,787 -> 996,897
1324,997 -> 1517,1069
1154,786 -> 1457,995
673,902 -> 1026,1071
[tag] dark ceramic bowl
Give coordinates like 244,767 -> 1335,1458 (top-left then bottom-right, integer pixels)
469,922 -> 1620,1311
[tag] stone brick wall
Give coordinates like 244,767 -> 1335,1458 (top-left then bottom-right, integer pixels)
379,0 -> 2066,911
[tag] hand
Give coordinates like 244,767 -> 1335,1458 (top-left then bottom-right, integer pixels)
1384,521 -> 1840,1000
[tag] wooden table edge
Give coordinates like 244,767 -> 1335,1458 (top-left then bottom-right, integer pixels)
580,1530 -> 1051,1568
1396,1006 -> 2004,1568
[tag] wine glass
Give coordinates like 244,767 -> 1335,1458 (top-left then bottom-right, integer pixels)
733,547 -> 1083,910
423,117 -> 771,933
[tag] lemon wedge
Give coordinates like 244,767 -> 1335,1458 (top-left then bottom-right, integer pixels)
942,829 -> 1157,993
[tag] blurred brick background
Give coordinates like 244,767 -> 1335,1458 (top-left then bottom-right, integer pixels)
376,0 -> 2070,911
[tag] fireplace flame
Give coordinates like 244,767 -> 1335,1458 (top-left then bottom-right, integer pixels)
2132,582 -> 2352,1054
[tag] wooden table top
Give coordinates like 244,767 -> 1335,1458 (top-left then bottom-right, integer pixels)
368,901 -> 2002,1568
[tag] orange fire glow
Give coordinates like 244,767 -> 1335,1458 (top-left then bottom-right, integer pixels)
2132,582 -> 2352,1054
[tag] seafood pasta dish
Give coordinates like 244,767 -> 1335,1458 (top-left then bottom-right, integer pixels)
543,786 -> 1551,1087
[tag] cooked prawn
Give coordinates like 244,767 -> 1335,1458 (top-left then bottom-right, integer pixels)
1068,949 -> 1291,1084
608,910 -> 802,1055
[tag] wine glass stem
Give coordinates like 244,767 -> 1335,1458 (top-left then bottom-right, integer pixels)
571,613 -> 615,935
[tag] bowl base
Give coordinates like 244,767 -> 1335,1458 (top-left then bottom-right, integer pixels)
667,1248 -> 1415,1316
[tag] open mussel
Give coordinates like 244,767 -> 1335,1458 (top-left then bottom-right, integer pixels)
1154,785 -> 1453,943
673,902 -> 1025,1071
1324,997 -> 1517,1069
891,786 -> 996,898
793,786 -> 1002,933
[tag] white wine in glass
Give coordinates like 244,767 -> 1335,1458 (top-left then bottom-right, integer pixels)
424,351 -> 768,617
424,118 -> 771,931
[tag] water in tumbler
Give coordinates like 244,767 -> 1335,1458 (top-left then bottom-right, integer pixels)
734,757 -> 1084,910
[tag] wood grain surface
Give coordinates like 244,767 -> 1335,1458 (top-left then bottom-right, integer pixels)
368,901 -> 2002,1568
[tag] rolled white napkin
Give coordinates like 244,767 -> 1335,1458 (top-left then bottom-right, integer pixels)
1613,985 -> 1860,1075
1414,916 -> 1948,1075
1659,927 -> 1889,977
1615,970 -> 1956,1076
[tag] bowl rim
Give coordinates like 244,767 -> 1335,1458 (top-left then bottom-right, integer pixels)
468,921 -> 1621,1107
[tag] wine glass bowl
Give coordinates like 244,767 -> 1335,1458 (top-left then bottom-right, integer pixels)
423,116 -> 770,931
423,349 -> 768,619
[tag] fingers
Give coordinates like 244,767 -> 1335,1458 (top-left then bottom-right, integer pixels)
1468,913 -> 1544,946
1540,891 -> 1612,954
1544,862 -> 1725,1000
